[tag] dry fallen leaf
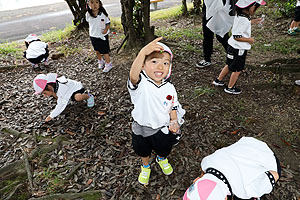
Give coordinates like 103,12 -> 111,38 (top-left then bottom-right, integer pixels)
86,179 -> 93,186
98,111 -> 106,116
230,129 -> 239,135
66,130 -> 76,135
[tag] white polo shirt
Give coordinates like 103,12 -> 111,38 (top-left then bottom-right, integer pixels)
201,137 -> 278,199
49,76 -> 83,119
128,72 -> 185,130
25,41 -> 48,59
228,15 -> 252,50
86,12 -> 110,38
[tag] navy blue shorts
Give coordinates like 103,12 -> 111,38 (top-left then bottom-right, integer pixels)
132,130 -> 180,158
90,35 -> 110,54
295,6 -> 300,22
226,45 -> 247,72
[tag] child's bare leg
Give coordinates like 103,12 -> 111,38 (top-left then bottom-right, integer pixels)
141,156 -> 150,166
74,93 -> 89,101
217,65 -> 229,81
228,71 -> 241,88
103,54 -> 111,63
96,51 -> 103,60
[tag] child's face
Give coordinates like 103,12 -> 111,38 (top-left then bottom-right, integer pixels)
88,0 -> 100,11
42,86 -> 55,97
143,51 -> 171,85
248,5 -> 258,15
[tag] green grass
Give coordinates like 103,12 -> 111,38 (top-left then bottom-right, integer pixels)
151,3 -> 193,20
41,23 -> 75,42
56,46 -> 82,57
192,86 -> 215,98
0,42 -> 23,57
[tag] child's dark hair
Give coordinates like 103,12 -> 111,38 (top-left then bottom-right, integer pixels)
236,2 -> 260,15
87,0 -> 108,18
44,83 -> 57,93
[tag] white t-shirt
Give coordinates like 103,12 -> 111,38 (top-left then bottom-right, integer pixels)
297,0 -> 300,6
85,12 -> 110,38
128,72 -> 185,130
49,76 -> 83,119
228,15 -> 252,50
201,137 -> 278,199
25,41 -> 48,59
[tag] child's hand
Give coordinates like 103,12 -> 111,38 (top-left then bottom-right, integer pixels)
45,116 -> 52,122
251,18 -> 261,24
248,38 -> 255,44
140,37 -> 164,57
169,119 -> 180,133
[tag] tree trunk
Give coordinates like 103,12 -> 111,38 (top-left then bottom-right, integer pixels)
182,0 -> 188,16
65,0 -> 88,29
193,0 -> 202,15
143,0 -> 155,42
121,0 -> 137,49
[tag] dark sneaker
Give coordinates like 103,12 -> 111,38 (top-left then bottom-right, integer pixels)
224,86 -> 241,94
196,60 -> 211,68
287,29 -> 296,36
212,78 -> 225,87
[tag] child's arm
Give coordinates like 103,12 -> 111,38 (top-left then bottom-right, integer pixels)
234,37 -> 255,45
130,37 -> 163,85
169,110 -> 179,133
102,24 -> 110,34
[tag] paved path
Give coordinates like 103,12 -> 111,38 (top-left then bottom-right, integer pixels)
0,0 -> 182,43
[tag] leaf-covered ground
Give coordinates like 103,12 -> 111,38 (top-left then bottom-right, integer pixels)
0,6 -> 299,200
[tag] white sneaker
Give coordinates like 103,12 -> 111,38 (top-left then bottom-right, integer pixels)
103,62 -> 112,72
98,59 -> 105,69
87,93 -> 94,107
295,80 -> 300,86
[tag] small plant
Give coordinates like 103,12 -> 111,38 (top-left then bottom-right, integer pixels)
192,87 -> 215,98
56,46 -> 82,57
41,24 -> 75,42
0,42 -> 23,58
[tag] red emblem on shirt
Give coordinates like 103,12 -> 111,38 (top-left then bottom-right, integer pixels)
166,95 -> 172,100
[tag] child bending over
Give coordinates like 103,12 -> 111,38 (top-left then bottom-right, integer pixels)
33,73 -> 94,122
213,0 -> 265,94
128,37 -> 185,185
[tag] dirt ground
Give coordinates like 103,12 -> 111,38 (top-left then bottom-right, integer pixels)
0,6 -> 299,200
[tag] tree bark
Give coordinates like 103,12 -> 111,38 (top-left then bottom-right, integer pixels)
182,0 -> 188,16
65,0 -> 88,29
193,0 -> 202,15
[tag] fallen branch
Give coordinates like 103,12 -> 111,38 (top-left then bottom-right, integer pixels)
28,190 -> 102,200
23,150 -> 33,191
2,128 -> 23,151
65,162 -> 84,180
4,183 -> 23,200
116,33 -> 129,53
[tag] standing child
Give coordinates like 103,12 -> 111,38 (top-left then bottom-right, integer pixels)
33,73 -> 94,122
24,34 -> 49,70
212,0 -> 265,94
128,37 -> 185,185
287,0 -> 300,35
86,0 -> 112,72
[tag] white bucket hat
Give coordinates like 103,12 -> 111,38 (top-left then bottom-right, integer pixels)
33,73 -> 58,94
236,0 -> 266,8
25,34 -> 38,43
157,42 -> 173,80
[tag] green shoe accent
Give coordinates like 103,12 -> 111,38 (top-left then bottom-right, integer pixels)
156,158 -> 173,175
138,166 -> 151,185
294,27 -> 300,32
287,29 -> 296,36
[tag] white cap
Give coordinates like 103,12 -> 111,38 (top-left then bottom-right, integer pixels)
33,73 -> 58,94
25,34 -> 39,42
157,42 -> 173,80
236,0 -> 266,8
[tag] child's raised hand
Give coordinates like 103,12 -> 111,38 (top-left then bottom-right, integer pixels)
169,119 -> 180,133
140,37 -> 164,56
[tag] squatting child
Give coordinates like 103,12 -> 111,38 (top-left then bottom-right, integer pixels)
287,0 -> 300,35
33,73 -> 94,122
128,37 -> 185,185
212,0 -> 265,94
86,0 -> 112,72
24,34 -> 49,70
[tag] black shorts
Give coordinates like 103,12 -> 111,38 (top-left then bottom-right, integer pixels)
295,6 -> 300,22
226,45 -> 247,72
26,48 -> 49,64
132,130 -> 180,158
90,35 -> 110,54
70,88 -> 85,101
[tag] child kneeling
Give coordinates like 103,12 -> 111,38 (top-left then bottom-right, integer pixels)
128,37 -> 185,185
33,73 -> 94,122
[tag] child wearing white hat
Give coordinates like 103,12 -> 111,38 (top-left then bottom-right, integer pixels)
212,0 -> 265,94
183,137 -> 281,200
128,37 -> 185,185
33,73 -> 94,122
24,34 -> 49,70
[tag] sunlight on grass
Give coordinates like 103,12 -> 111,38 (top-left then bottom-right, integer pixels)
110,17 -> 123,31
157,27 -> 203,41
254,37 -> 299,55
151,3 -> 193,20
56,46 -> 82,57
0,42 -> 23,58
41,24 -> 75,42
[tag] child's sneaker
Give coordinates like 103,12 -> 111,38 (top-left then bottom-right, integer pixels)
287,29 -> 296,36
196,60 -> 211,68
87,93 -> 94,107
138,166 -> 151,185
295,80 -> 300,86
212,78 -> 225,87
294,27 -> 300,32
224,86 -> 241,95
98,59 -> 105,69
103,62 -> 112,72
156,157 -> 173,175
